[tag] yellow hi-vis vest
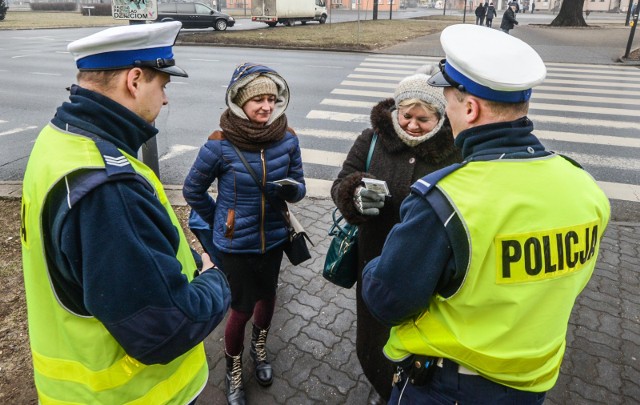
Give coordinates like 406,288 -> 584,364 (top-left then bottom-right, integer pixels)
384,155 -> 610,392
21,124 -> 208,404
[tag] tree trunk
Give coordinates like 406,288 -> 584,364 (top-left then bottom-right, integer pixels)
550,0 -> 588,26
373,0 -> 379,20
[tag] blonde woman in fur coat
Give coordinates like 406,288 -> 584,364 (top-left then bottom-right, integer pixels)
331,70 -> 461,404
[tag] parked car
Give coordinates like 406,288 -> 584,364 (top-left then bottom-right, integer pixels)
0,0 -> 8,21
157,2 -> 235,31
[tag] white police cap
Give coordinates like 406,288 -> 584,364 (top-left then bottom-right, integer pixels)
67,21 -> 187,77
428,24 -> 546,103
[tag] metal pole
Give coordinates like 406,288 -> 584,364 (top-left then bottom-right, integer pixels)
390,0 -> 393,19
463,0 -> 467,22
443,0 -> 447,15
141,138 -> 160,177
624,11 -> 639,58
625,0 -> 634,26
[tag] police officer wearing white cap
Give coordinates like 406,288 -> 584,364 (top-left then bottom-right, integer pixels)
362,24 -> 610,404
21,22 -> 231,404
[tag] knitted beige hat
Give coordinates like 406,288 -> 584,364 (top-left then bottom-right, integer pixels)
233,75 -> 278,107
393,73 -> 446,117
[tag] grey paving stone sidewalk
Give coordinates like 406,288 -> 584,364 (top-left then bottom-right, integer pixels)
1,181 -> 638,404
193,195 -> 640,405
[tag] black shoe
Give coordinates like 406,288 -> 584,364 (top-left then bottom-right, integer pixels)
250,323 -> 273,387
225,350 -> 246,405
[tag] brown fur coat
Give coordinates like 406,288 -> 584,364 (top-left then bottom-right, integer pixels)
330,98 -> 461,400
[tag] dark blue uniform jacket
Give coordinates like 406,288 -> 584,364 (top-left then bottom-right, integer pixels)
362,117 -> 549,326
44,85 -> 231,365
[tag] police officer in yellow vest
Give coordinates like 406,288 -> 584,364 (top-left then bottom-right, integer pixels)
21,22 -> 231,404
362,24 -> 610,404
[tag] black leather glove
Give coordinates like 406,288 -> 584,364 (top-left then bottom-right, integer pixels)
266,181 -> 298,202
277,183 -> 298,201
354,186 -> 385,216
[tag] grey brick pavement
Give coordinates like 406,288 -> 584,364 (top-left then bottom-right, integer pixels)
1,180 -> 639,404
192,195 -> 640,405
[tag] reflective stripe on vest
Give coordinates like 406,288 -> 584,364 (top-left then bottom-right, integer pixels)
21,124 -> 208,404
384,155 -> 610,392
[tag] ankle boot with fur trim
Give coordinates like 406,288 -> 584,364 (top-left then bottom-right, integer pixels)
225,350 -> 246,405
249,324 -> 273,387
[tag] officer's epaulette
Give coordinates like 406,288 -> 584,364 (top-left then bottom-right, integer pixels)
411,162 -> 466,196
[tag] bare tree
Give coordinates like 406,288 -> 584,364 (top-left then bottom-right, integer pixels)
550,0 -> 588,26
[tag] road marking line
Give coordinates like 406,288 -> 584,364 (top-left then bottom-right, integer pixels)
533,92 -> 638,106
355,67 -> 415,75
190,58 -> 220,62
305,178 -> 333,198
528,114 -> 638,130
544,62 -> 639,70
543,78 -> 640,89
536,85 -> 640,97
596,181 -> 640,203
547,66 -> 640,77
331,88 -> 392,98
306,110 -> 368,123
360,62 -> 431,69
559,151 -> 640,171
301,148 -> 346,167
159,145 -> 198,161
30,72 -> 62,76
530,102 -> 638,117
348,73 -> 404,81
340,80 -> 398,89
0,126 -> 38,137
296,128 -> 358,140
321,98 -> 376,108
547,72 -> 640,81
535,130 -> 640,149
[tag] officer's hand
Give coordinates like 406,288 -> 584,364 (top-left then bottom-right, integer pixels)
354,186 -> 385,216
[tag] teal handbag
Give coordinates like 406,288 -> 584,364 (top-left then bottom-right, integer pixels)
323,133 -> 377,288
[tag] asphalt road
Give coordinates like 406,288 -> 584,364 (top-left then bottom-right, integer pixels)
0,23 -> 638,220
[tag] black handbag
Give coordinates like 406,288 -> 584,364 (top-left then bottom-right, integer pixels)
229,142 -> 313,266
282,208 -> 312,266
323,133 -> 377,288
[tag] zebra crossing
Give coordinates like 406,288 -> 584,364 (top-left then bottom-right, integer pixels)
300,55 -> 640,204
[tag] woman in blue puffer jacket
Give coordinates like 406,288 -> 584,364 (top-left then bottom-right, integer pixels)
183,63 -> 305,405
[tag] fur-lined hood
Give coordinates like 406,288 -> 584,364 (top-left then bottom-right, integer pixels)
370,98 -> 457,165
225,63 -> 290,126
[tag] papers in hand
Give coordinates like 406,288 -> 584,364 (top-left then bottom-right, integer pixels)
273,178 -> 300,186
362,178 -> 390,197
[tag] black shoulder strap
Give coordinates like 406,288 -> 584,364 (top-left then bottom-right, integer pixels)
228,141 -> 292,228
411,162 -> 470,298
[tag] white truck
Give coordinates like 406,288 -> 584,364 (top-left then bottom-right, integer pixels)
251,0 -> 328,27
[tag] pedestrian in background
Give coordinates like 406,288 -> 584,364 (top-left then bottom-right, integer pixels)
363,24 -> 610,404
183,62 -> 306,405
501,2 -> 519,33
531,0 -> 535,13
20,22 -> 231,404
475,2 -> 487,25
331,69 -> 460,404
486,2 -> 498,27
